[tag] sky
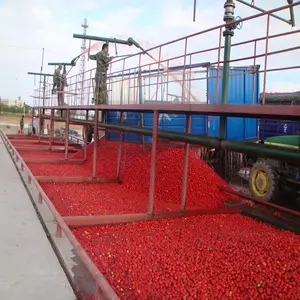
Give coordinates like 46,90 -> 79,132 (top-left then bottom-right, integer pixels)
0,0 -> 299,104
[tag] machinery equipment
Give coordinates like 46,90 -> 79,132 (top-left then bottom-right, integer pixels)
246,135 -> 300,207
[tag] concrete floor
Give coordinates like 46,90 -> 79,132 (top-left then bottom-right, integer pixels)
0,138 -> 76,300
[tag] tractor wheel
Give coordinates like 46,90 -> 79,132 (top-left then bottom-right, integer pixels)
249,161 -> 279,202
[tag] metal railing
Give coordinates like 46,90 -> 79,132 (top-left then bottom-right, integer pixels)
31,2 -> 300,109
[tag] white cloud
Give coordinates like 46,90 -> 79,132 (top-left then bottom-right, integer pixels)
0,0 -> 299,104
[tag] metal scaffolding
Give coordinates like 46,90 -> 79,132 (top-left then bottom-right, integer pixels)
22,2 -> 300,299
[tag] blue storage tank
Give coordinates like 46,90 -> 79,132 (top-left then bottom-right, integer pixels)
207,66 -> 259,140
107,111 -> 142,143
143,113 -> 207,143
259,119 -> 300,141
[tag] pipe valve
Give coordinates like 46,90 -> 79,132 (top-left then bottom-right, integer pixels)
223,0 -> 236,23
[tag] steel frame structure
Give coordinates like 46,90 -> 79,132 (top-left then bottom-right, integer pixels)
17,1 -> 300,298
27,1 -> 300,226
32,2 -> 299,107
0,130 -> 243,299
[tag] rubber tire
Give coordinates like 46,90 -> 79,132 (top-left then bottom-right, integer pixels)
249,161 -> 279,202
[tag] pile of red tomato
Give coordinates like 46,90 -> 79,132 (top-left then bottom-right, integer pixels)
12,137 -> 300,299
19,140 -> 234,216
73,214 -> 300,299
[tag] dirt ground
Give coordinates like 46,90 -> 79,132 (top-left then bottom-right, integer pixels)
0,114 -> 83,135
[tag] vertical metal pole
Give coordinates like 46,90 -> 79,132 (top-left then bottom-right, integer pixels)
49,109 -> 54,150
92,109 -> 99,178
193,0 -> 197,22
188,55 -> 192,104
148,64 -> 151,102
156,47 -> 162,102
262,14 -> 270,105
221,29 -> 232,104
166,60 -> 169,102
42,75 -> 46,107
181,38 -> 188,104
64,109 -> 70,160
148,110 -> 159,215
116,112 -> 124,180
133,69 -> 137,105
84,110 -> 88,161
38,108 -> 41,143
181,114 -> 191,211
215,27 -> 223,105
138,57 -> 143,104
252,40 -> 257,105
288,0 -> 295,27
220,0 -> 235,139
31,108 -> 34,136
120,60 -> 126,105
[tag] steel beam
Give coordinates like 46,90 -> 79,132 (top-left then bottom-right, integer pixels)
219,185 -> 300,218
37,104 -> 300,120
23,158 -> 85,164
63,206 -> 242,229
16,147 -> 78,153
11,139 -> 83,149
35,176 -> 119,183
39,114 -> 300,164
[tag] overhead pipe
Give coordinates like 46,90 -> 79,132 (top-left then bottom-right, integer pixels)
27,72 -> 53,77
41,114 -> 300,165
48,62 -> 75,67
287,0 -> 296,27
236,0 -> 293,25
73,34 -> 145,52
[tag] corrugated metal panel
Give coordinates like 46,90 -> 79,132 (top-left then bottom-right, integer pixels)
107,111 -> 142,142
259,119 -> 300,141
143,113 -> 207,143
207,66 -> 259,140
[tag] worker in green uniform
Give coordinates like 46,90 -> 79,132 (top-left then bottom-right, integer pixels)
52,65 -> 62,95
89,43 -> 113,104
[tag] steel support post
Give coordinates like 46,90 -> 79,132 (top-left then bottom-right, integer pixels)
42,75 -> 46,107
64,109 -> 70,160
116,112 -> 124,180
84,110 -> 89,161
31,106 -> 34,136
148,111 -> 159,215
92,109 -> 99,178
262,14 -> 271,105
49,109 -> 54,150
181,114 -> 191,211
38,108 -> 41,143
252,41 -> 257,104
220,0 -> 235,139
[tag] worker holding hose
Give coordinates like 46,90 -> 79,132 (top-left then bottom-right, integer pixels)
52,65 -> 62,95
89,43 -> 113,105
